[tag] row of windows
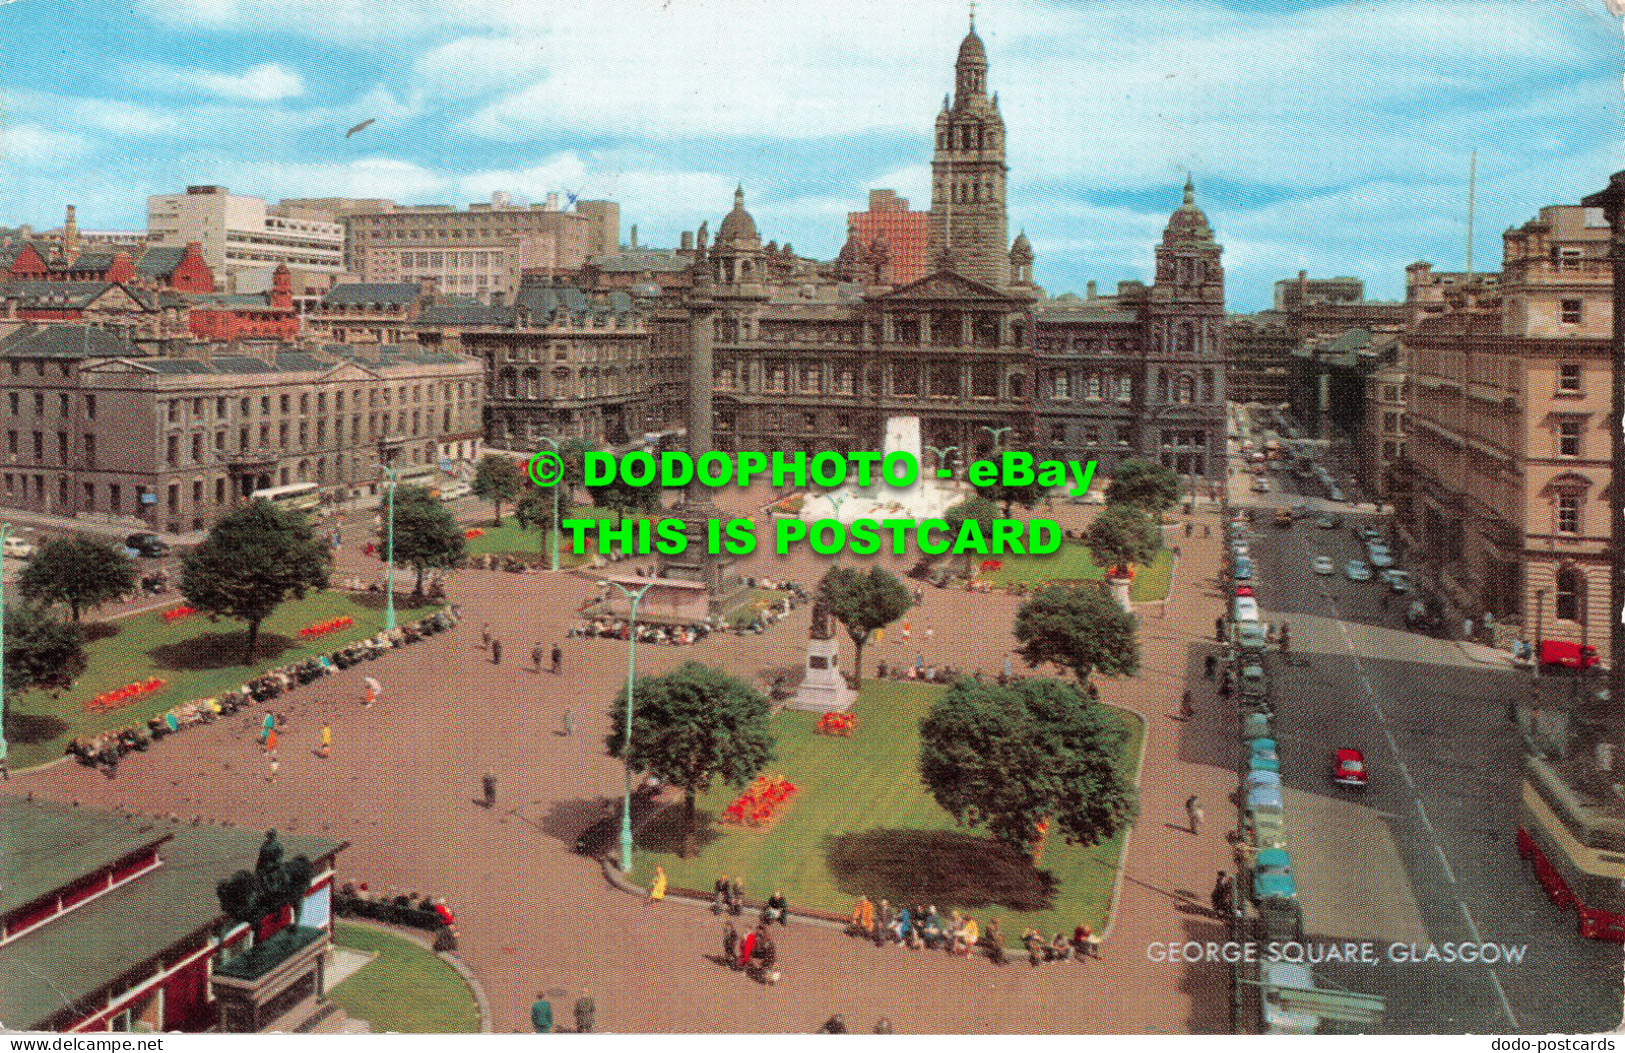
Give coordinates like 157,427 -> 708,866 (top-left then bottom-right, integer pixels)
8,391 -> 91,418
160,383 -> 473,425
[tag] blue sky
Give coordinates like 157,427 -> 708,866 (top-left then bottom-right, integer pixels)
2,0 -> 1620,310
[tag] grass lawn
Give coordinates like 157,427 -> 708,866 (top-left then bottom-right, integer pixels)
629,680 -> 1144,940
463,505 -> 638,565
5,590 -> 439,770
984,544 -> 1175,601
329,923 -> 480,1034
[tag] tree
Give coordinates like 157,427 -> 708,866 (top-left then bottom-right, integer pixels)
1105,459 -> 1181,516
385,484 -> 466,595
919,676 -> 1139,850
590,472 -> 662,516
4,603 -> 86,698
1012,584 -> 1139,683
18,535 -> 137,621
471,454 -> 523,525
514,486 -> 559,535
604,661 -> 774,852
179,501 -> 330,664
974,451 -> 1047,517
557,437 -> 598,504
1083,503 -> 1162,577
818,564 -> 912,688
944,495 -> 999,575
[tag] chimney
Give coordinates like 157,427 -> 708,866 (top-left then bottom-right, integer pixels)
681,231 -> 693,251
629,225 -> 638,250
1086,280 -> 1096,300
64,205 -> 79,258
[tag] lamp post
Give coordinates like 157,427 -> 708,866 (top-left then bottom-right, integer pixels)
535,436 -> 563,572
383,466 -> 397,632
0,522 -> 10,774
980,425 -> 1013,457
602,577 -> 655,873
923,444 -> 960,481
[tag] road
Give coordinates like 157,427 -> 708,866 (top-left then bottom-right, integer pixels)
1231,450 -> 1622,1033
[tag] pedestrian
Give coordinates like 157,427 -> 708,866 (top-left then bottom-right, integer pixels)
1185,521 -> 1193,539
738,926 -> 758,970
573,991 -> 595,1034
902,620 -> 911,641
723,921 -> 739,969
925,626 -> 934,644
913,588 -> 923,607
267,754 -> 279,783
491,638 -> 502,665
1210,871 -> 1233,917
260,712 -> 275,743
561,708 -> 574,738
1186,794 -> 1203,834
1181,690 -> 1194,719
648,865 -> 667,903
531,992 -> 553,1033
0,742 -> 9,781
820,1015 -> 849,1034
482,772 -> 497,808
319,723 -> 331,759
1203,654 -> 1217,679
915,653 -> 924,673
265,728 -> 278,754
362,676 -> 379,707
480,623 -> 491,649
532,643 -> 544,673
551,644 -> 563,675
1215,616 -> 1225,642
1203,524 -> 1211,539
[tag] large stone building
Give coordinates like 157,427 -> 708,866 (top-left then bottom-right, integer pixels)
147,186 -> 345,295
675,18 -> 1227,479
0,325 -> 483,534
1400,203 -> 1613,656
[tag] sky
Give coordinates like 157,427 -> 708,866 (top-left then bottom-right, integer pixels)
1,0 -> 1621,311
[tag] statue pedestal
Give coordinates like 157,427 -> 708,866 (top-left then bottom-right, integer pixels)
1107,574 -> 1133,611
790,635 -> 855,712
212,924 -> 331,1033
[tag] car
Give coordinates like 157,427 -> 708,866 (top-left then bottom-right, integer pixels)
1334,747 -> 1368,788
1344,559 -> 1372,581
1252,477 -> 1271,493
437,481 -> 472,502
1312,555 -> 1334,576
1080,488 -> 1107,505
1230,542 -> 1250,559
125,533 -> 171,558
1382,569 -> 1412,593
1314,515 -> 1335,530
1328,486 -> 1345,502
1274,509 -> 1293,528
1366,547 -> 1394,569
1233,596 -> 1261,622
1233,556 -> 1254,582
1356,525 -> 1381,544
2,536 -> 36,559
1234,584 -> 1256,597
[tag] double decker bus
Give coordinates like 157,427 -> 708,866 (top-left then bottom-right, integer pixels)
249,481 -> 321,518
1516,752 -> 1625,940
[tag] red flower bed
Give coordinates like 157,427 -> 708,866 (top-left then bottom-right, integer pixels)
86,677 -> 167,712
299,615 -> 353,638
465,528 -> 485,539
815,712 -> 857,737
721,775 -> 799,827
980,559 -> 1004,573
162,606 -> 197,622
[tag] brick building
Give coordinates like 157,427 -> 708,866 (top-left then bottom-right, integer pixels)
847,189 -> 932,287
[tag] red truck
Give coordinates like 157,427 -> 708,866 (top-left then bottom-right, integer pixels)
1540,639 -> 1599,670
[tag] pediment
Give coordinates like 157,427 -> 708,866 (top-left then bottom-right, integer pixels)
80,358 -> 158,374
876,269 -> 1014,304
319,360 -> 382,383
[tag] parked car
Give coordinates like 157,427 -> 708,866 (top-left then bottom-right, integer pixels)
1252,477 -> 1271,494
1334,747 -> 1368,788
2,536 -> 36,559
1540,639 -> 1600,670
437,481 -> 472,502
1233,596 -> 1261,623
1314,515 -> 1336,530
1328,486 -> 1345,502
124,533 -> 170,558
1366,546 -> 1394,569
1382,569 -> 1412,593
1312,555 -> 1334,576
1344,560 -> 1372,581
1233,557 -> 1254,582
1234,584 -> 1256,597
1231,542 -> 1250,560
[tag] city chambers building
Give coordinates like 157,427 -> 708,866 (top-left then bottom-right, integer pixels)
658,19 -> 1227,479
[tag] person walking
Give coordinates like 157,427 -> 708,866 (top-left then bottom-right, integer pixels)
260,712 -> 275,744
362,676 -> 379,708
531,993 -> 554,1033
265,728 -> 279,754
1210,871 -> 1234,917
1186,794 -> 1204,835
491,638 -> 502,665
480,623 -> 491,650
532,643 -> 544,673
1181,690 -> 1194,719
1215,616 -> 1226,642
1203,523 -> 1211,539
648,865 -> 667,903
319,723 -> 332,759
482,773 -> 497,809
573,991 -> 595,1034
551,644 -> 563,675
723,922 -> 739,969
561,708 -> 574,738
1185,521 -> 1193,539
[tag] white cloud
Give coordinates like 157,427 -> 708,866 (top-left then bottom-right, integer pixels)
1,123 -> 92,167
126,61 -> 305,102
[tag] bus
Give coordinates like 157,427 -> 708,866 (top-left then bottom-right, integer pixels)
1516,753 -> 1625,940
250,482 -> 321,518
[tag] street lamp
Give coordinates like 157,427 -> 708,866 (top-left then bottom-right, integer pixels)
923,444 -> 960,480
383,465 -> 397,632
535,436 -> 563,573
601,577 -> 655,873
0,522 -> 10,775
980,425 -> 1013,456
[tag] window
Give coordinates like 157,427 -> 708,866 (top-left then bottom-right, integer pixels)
84,481 -> 95,509
84,433 -> 95,466
1051,423 -> 1067,445
109,483 -> 121,512
1117,424 -> 1132,446
242,397 -> 251,415
167,401 -> 179,423
59,393 -> 70,417
33,393 -> 44,415
1559,421 -> 1582,458
1558,363 -> 1582,392
240,427 -> 249,452
191,433 -> 203,462
1555,564 -> 1583,620
260,396 -> 271,415
192,398 -> 203,416
193,480 -> 203,505
1383,385 -> 1399,402
167,435 -> 179,466
217,397 -> 227,418
300,394 -> 309,414
1561,299 -> 1582,325
1085,374 -> 1100,401
32,432 -> 43,459
5,430 -> 13,455
7,393 -> 16,415
57,432 -> 67,463
1557,493 -> 1581,534
1384,411 -> 1401,434
803,412 -> 817,431
216,478 -> 226,505
280,395 -> 290,414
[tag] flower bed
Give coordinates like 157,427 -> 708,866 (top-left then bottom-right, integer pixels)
814,712 -> 857,737
721,775 -> 799,827
299,615 -> 354,638
86,677 -> 167,712
464,528 -> 485,539
979,559 -> 1004,574
161,606 -> 197,622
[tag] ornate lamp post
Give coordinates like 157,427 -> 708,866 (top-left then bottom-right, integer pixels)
0,522 -> 11,773
980,425 -> 1012,457
602,577 -> 654,873
924,443 -> 960,480
535,436 -> 563,572
383,466 -> 397,632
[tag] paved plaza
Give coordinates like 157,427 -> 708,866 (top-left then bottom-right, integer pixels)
17,488 -> 1246,1033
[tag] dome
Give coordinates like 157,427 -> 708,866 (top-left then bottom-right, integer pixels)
1162,177 -> 1214,247
957,27 -> 987,67
1009,231 -> 1033,262
715,184 -> 760,246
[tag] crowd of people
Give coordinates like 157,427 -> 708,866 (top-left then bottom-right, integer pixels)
63,606 -> 460,776
568,618 -> 714,646
846,894 -> 1100,965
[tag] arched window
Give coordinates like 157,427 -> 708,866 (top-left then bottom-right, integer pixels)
1201,369 -> 1215,403
1086,374 -> 1101,401
1053,371 -> 1071,400
1177,374 -> 1194,404
1178,323 -> 1196,357
1158,369 -> 1170,403
1555,564 -> 1584,621
1009,374 -> 1026,400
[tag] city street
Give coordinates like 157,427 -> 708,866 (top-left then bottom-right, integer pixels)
1230,447 -> 1622,1032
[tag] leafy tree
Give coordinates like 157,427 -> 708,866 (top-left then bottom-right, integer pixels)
944,495 -> 999,575
557,437 -> 598,503
179,501 -> 330,664
1012,584 -> 1139,683
590,471 -> 662,516
3,603 -> 86,701
514,485 -> 560,535
604,661 -> 774,853
1083,503 -> 1162,577
974,450 -> 1047,517
471,454 -> 523,525
18,535 -> 137,621
384,484 -> 466,595
818,564 -> 912,688
919,676 -> 1139,850
1105,459 -> 1181,516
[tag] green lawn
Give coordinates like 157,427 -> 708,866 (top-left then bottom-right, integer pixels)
629,680 -> 1144,940
329,923 -> 480,1034
463,505 -> 640,565
5,590 -> 438,770
984,544 -> 1175,601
